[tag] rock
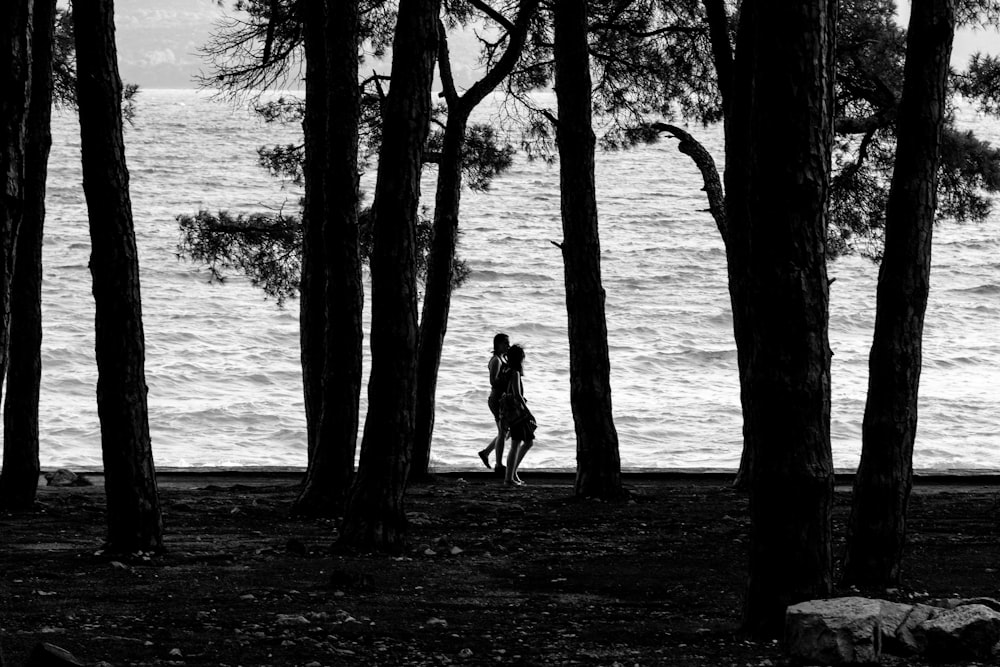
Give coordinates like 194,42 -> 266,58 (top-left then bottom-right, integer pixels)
26,642 -> 84,666
926,596 -> 1000,613
275,614 -> 310,627
893,603 -> 941,655
43,469 -> 91,487
785,597 -> 882,664
878,600 -> 914,655
919,603 -> 1000,661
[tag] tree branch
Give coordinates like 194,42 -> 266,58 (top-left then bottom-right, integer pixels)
467,0 -> 515,32
652,122 -> 727,243
437,19 -> 459,105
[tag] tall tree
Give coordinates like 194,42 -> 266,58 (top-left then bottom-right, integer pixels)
338,0 -> 440,552
297,0 -> 326,474
549,0 -> 623,499
843,0 -> 956,587
410,0 -> 539,479
0,0 -> 56,510
0,2 -> 34,491
726,0 -> 836,636
73,0 -> 162,553
293,0 -> 364,517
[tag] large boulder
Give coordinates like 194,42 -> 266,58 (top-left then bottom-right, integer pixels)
892,603 -> 941,656
879,600 -> 917,655
785,597 -> 882,664
919,603 -> 1000,661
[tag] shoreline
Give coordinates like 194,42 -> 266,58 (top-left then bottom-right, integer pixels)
38,466 -> 1000,489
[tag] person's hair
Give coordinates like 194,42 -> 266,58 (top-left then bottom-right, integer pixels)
493,333 -> 509,355
507,344 -> 525,374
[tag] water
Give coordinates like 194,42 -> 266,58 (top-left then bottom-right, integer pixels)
33,89 -> 1000,471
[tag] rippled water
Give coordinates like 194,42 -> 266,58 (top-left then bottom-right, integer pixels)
35,89 -> 1000,471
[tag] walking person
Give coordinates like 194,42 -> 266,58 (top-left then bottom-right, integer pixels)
478,333 -> 510,474
502,344 -> 536,486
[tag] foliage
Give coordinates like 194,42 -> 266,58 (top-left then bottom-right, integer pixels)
827,0 -> 1000,258
425,120 -> 515,191
177,208 -> 469,306
177,209 -> 303,305
200,0 -> 396,101
956,54 -> 1000,114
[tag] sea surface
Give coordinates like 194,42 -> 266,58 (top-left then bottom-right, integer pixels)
34,88 -> 1000,471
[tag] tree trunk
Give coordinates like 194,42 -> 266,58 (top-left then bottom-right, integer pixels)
843,0 -> 955,588
294,0 -> 363,517
297,0 -> 327,469
553,0 -> 623,500
0,0 -> 33,462
338,0 -> 439,552
74,0 -> 162,554
0,0 -> 55,511
727,0 -> 836,637
410,2 -> 537,480
411,111 -> 466,480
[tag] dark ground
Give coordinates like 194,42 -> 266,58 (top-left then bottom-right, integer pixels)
2,471 -> 999,666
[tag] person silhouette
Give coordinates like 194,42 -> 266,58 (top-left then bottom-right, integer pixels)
478,333 -> 510,474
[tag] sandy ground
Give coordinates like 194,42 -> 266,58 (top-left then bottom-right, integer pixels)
2,470 -> 999,666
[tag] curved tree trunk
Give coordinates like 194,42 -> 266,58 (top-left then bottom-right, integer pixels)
410,1 -> 538,480
0,0 -> 56,510
338,0 -> 439,553
553,0 -> 623,500
294,0 -> 363,517
729,0 -> 836,637
411,111 -> 466,480
843,0 -> 955,588
74,0 -> 162,554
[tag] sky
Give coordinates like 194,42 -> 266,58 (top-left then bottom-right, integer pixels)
110,1 -> 999,90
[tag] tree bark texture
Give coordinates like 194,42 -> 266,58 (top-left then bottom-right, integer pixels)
0,0 -> 33,448
727,0 -> 836,637
74,0 -> 163,553
339,0 -> 439,552
553,0 -> 623,500
0,0 -> 55,510
843,0 -> 955,587
411,111 -> 465,480
410,1 -> 538,480
295,0 -> 364,517
297,0 -> 327,468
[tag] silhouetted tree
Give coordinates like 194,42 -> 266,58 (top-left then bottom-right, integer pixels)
549,0 -> 623,500
73,0 -> 163,553
0,0 -> 57,510
844,0 -> 956,588
338,0 -> 439,553
410,0 -> 539,480
292,0 -> 364,517
726,0 -> 836,637
0,2 -> 33,472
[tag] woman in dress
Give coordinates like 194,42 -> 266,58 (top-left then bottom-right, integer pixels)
478,333 -> 510,474
503,344 -> 536,486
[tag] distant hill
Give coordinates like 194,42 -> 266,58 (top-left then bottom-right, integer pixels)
112,0 -> 483,91
114,0 -> 224,89
112,2 -> 995,91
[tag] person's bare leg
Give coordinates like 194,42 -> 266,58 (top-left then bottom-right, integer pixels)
494,421 -> 507,475
514,439 -> 533,483
478,437 -> 495,468
505,439 -> 522,485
